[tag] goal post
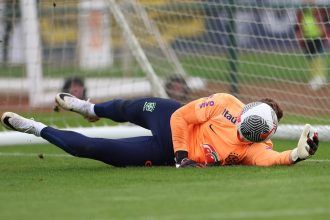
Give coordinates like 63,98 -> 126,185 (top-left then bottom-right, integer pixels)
20,0 -> 43,107
106,0 -> 168,98
0,0 -> 330,147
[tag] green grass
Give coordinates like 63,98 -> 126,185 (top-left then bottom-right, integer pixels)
0,139 -> 330,220
3,52 -> 328,81
182,53 -> 330,83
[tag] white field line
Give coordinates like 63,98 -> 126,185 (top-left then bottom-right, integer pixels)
133,207 -> 330,220
306,159 -> 330,163
0,152 -> 330,163
0,152 -> 72,158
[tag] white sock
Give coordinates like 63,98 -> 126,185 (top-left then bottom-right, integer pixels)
33,121 -> 47,137
88,104 -> 97,117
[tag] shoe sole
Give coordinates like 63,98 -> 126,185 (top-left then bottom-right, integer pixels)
1,112 -> 19,131
55,93 -> 99,122
55,93 -> 76,112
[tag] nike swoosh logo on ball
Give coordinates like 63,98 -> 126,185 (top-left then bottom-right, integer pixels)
260,127 -> 275,139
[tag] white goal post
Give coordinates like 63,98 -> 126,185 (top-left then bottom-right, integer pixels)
20,0 -> 43,107
0,0 -> 330,147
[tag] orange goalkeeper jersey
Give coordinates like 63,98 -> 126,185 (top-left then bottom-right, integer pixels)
170,93 -> 293,166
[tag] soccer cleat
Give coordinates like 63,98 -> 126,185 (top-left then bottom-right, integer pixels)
309,75 -> 327,90
1,112 -> 46,136
55,93 -> 99,122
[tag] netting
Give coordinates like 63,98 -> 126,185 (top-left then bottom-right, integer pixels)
0,0 -> 329,142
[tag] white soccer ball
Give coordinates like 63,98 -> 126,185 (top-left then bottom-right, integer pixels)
237,102 -> 278,142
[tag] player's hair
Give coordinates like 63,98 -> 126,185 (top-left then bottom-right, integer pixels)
165,75 -> 190,102
259,98 -> 283,122
62,76 -> 86,100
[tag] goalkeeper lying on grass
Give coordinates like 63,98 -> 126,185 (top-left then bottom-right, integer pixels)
1,93 -> 319,167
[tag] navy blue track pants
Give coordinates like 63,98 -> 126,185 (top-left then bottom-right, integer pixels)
40,98 -> 182,167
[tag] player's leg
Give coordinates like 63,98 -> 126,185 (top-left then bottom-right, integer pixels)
55,93 -> 182,131
93,97 -> 182,130
306,39 -> 327,90
41,127 -> 167,166
1,112 -> 172,166
93,97 -> 181,163
55,94 -> 182,162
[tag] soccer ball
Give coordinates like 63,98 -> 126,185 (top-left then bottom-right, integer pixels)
237,102 -> 278,143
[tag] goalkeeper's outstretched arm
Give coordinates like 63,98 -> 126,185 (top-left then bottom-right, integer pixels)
242,124 -> 319,166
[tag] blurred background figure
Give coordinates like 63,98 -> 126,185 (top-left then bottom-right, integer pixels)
296,0 -> 328,90
62,76 -> 87,100
2,0 -> 20,64
165,75 -> 190,103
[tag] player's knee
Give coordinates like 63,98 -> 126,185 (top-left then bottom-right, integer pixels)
117,100 -> 130,115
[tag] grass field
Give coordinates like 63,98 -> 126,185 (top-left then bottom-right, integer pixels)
1,52 -> 329,81
0,139 -> 330,220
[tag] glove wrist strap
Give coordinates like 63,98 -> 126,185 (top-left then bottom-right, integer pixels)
290,148 -> 299,162
175,151 -> 188,164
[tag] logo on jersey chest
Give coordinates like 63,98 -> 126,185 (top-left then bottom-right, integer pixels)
222,109 -> 237,124
199,101 -> 215,108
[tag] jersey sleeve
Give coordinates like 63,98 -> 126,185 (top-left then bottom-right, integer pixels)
170,94 -> 225,153
241,141 -> 293,166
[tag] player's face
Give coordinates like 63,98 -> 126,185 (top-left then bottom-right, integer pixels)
168,82 -> 186,100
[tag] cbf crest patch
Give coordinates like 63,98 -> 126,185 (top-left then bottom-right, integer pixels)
201,144 -> 221,166
143,102 -> 156,112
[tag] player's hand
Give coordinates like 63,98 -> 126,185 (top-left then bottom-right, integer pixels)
176,158 -> 205,168
291,124 -> 319,163
175,150 -> 205,168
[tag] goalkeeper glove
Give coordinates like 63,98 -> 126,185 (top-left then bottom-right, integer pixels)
175,151 -> 205,168
290,124 -> 319,163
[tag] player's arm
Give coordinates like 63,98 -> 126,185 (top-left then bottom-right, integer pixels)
170,99 -> 203,153
170,95 -> 221,168
241,142 -> 293,166
242,124 -> 319,166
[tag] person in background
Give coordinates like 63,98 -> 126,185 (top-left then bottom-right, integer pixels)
62,76 -> 87,100
2,0 -> 20,64
296,1 -> 328,90
165,75 -> 190,103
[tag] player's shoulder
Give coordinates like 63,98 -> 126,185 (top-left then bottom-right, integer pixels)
211,93 -> 241,103
196,93 -> 242,108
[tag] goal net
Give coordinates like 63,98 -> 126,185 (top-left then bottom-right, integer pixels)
0,0 -> 330,145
